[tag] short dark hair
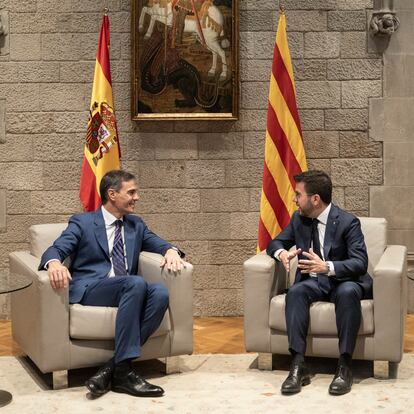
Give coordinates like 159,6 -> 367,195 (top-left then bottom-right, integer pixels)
99,170 -> 136,204
294,170 -> 332,204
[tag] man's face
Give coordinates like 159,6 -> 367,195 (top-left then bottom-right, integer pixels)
293,181 -> 315,217
111,179 -> 139,216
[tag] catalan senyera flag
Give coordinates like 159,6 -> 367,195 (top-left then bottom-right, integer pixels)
257,11 -> 308,251
79,14 -> 121,212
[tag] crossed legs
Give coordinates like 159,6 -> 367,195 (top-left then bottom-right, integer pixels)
80,275 -> 169,397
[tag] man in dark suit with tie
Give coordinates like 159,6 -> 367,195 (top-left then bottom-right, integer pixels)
39,170 -> 185,398
266,170 -> 372,396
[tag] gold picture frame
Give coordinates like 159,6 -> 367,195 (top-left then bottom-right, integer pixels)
131,0 -> 239,121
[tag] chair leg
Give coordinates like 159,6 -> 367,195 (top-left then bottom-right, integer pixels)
52,370 -> 68,390
165,356 -> 180,374
373,361 -> 399,379
258,353 -> 273,370
388,361 -> 399,379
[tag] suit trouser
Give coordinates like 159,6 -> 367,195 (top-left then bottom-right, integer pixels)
79,275 -> 169,364
285,277 -> 365,356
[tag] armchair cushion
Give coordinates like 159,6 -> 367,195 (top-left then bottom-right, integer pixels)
360,217 -> 387,275
30,223 -> 68,259
69,305 -> 171,340
269,295 -> 374,335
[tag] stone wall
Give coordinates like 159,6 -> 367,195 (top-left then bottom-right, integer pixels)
0,0 -> 383,318
369,0 -> 414,311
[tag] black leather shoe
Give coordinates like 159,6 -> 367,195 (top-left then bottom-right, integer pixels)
112,370 -> 164,397
85,365 -> 113,396
329,364 -> 353,395
281,362 -> 311,395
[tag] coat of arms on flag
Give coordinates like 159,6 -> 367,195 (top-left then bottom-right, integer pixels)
86,102 -> 119,166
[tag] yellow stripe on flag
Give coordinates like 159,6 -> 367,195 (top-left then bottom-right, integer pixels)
260,190 -> 282,238
268,74 -> 307,171
264,131 -> 297,216
275,14 -> 295,94
91,60 -> 114,107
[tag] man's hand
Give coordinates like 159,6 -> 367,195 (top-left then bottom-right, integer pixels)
279,248 -> 302,272
160,248 -> 185,273
298,248 -> 329,274
47,260 -> 72,290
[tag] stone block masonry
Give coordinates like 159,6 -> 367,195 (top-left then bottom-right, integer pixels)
0,0 -> 382,317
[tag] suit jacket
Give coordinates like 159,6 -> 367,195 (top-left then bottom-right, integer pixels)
266,204 -> 372,296
39,208 -> 175,303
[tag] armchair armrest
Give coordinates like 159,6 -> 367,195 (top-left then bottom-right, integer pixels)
138,251 -> 193,356
373,245 -> 407,362
243,252 -> 286,352
9,251 -> 70,373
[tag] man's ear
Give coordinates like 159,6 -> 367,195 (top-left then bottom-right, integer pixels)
312,194 -> 321,206
107,188 -> 116,201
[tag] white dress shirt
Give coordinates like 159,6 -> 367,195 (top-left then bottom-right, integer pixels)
275,203 -> 336,276
101,206 -> 128,277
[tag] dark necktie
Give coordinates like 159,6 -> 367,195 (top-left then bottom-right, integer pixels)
112,220 -> 127,276
311,219 -> 330,294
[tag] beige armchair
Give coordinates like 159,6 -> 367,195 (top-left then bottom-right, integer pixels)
9,223 -> 193,389
244,217 -> 407,378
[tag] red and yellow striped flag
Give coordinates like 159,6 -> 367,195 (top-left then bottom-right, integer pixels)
257,11 -> 308,251
79,13 -> 121,212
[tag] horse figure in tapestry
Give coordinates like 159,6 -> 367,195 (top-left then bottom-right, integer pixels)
138,0 -> 230,80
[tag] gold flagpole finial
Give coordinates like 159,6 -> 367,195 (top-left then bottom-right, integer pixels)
103,7 -> 109,15
279,2 -> 285,14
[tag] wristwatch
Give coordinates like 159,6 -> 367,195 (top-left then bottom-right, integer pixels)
169,246 -> 182,257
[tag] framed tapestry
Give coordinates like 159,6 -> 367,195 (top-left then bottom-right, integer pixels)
131,0 -> 239,121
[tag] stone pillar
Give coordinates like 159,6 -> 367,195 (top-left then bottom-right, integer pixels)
0,100 -> 5,230
0,115 -> 5,316
369,0 -> 414,311
0,98 -> 5,304
0,10 -> 9,57
0,98 -> 5,144
0,189 -> 5,232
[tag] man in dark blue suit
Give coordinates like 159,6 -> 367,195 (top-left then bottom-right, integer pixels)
266,170 -> 372,396
40,170 -> 185,398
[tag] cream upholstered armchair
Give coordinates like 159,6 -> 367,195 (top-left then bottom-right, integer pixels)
244,217 -> 407,378
9,223 -> 193,389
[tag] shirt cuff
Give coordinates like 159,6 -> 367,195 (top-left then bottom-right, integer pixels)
326,261 -> 335,276
274,249 -> 286,261
44,259 -> 61,270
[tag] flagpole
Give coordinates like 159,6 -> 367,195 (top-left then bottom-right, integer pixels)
103,7 -> 109,15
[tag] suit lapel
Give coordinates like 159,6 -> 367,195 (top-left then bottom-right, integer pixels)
94,209 -> 110,259
123,217 -> 136,273
323,204 -> 340,260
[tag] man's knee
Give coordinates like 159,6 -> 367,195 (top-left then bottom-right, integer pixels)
335,283 -> 362,299
123,276 -> 148,294
286,283 -> 308,303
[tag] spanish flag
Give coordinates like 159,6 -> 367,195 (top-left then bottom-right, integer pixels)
79,13 -> 121,212
257,11 -> 308,251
